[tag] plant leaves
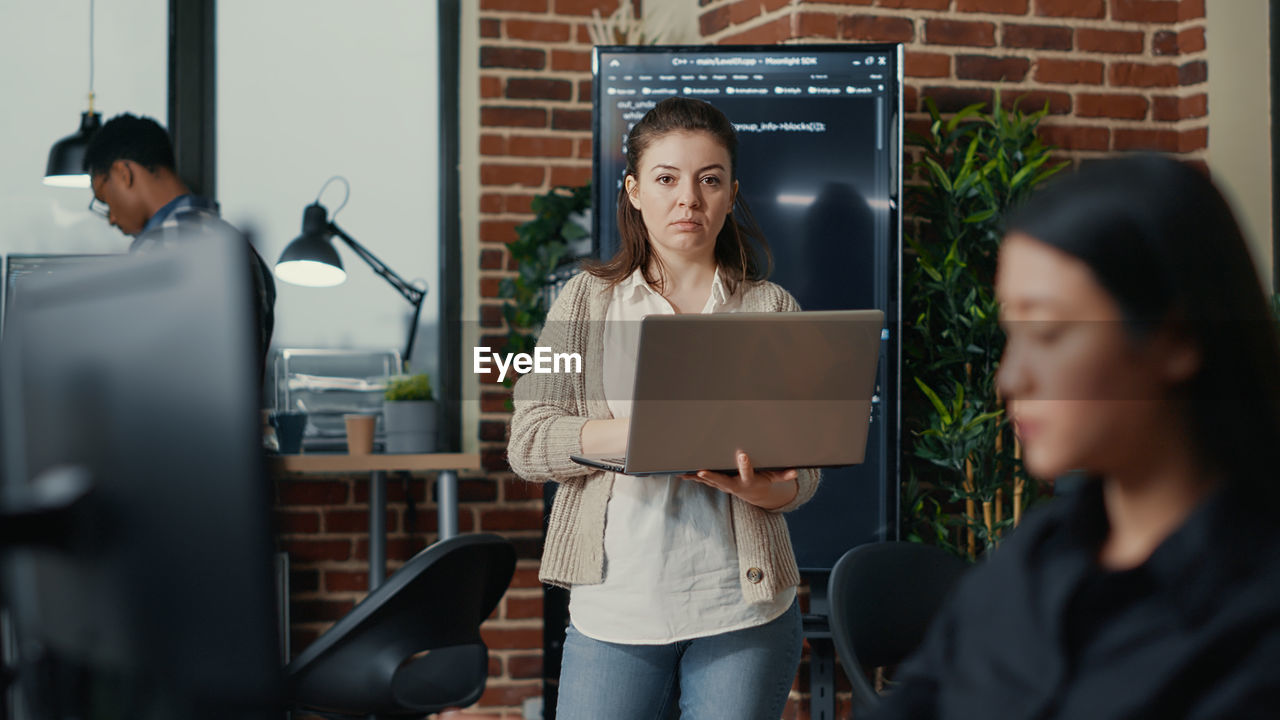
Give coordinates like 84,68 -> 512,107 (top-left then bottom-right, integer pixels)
905,91 -> 1062,559
914,377 -> 952,425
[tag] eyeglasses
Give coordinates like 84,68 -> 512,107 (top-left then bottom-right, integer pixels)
88,197 -> 109,219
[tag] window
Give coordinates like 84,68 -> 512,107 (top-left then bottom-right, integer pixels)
217,0 -> 441,379
0,0 -> 166,257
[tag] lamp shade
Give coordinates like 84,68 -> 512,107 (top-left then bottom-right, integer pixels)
275,203 -> 348,287
43,111 -> 102,188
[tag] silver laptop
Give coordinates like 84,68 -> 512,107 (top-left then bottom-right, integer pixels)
570,309 -> 884,476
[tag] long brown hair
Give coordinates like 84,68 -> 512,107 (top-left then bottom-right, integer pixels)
584,97 -> 772,295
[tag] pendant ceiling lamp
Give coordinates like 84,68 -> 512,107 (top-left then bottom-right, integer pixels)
44,0 -> 102,188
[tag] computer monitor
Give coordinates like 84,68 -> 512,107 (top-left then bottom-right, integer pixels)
2,254 -> 123,337
593,44 -> 903,568
0,239 -> 281,718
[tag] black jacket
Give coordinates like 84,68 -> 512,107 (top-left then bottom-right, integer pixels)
871,479 -> 1280,719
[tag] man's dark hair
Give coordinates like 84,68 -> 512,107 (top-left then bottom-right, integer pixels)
82,113 -> 176,176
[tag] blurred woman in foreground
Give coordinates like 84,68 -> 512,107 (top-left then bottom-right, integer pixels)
873,155 -> 1280,719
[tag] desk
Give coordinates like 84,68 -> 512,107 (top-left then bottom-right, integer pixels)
272,453 -> 482,590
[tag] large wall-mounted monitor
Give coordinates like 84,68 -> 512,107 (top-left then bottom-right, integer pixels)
593,44 -> 903,570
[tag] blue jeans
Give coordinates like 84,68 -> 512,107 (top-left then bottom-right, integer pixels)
556,600 -> 802,720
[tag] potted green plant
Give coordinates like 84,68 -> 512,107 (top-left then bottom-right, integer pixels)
498,184 -> 590,415
383,373 -> 436,453
903,93 -> 1066,559
500,184 -> 591,361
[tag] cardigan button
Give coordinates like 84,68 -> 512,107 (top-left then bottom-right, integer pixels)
746,567 -> 764,584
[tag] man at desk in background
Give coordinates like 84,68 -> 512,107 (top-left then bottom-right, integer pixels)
83,113 -> 276,375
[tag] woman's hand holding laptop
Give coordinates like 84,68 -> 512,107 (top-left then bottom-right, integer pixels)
580,418 -> 801,510
681,450 -> 800,511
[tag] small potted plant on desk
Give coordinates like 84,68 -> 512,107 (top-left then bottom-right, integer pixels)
382,373 -> 436,453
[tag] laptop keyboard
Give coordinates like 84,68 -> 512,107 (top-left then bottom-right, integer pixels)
602,457 -> 626,465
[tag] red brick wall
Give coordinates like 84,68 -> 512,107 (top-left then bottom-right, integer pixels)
699,0 -> 1208,165
277,1 -> 1209,718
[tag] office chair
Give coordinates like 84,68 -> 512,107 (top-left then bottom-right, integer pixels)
287,533 -> 516,719
827,542 -> 967,716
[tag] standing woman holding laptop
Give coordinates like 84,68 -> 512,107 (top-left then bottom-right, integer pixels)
508,97 -> 819,719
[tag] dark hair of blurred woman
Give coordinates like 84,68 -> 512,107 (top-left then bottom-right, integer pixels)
1004,154 -> 1280,502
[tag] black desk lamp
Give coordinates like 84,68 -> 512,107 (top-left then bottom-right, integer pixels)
275,177 -> 427,370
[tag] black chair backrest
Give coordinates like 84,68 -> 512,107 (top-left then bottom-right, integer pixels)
827,541 -> 968,713
287,533 -> 516,718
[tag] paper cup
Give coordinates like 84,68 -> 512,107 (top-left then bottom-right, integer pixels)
344,414 -> 376,455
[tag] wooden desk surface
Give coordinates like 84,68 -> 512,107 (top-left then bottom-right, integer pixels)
271,452 -> 482,474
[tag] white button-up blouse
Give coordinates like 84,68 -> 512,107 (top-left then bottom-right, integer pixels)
568,267 -> 796,644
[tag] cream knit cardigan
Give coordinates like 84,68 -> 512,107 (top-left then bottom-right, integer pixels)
508,270 -> 821,605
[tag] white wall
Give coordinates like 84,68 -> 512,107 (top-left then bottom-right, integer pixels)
1207,0 -> 1273,290
217,0 -> 440,377
0,0 -> 166,256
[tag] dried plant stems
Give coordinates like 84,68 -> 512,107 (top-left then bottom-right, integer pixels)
993,423 -> 1004,541
964,458 -> 976,558
1013,437 -> 1024,527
